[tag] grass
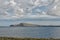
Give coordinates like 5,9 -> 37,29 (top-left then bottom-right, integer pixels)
0,37 -> 59,40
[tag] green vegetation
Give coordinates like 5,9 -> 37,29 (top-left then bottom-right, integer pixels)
0,37 -> 59,40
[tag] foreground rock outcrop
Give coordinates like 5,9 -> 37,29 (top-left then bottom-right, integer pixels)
10,23 -> 40,27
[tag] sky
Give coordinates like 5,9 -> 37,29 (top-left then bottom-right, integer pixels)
0,0 -> 60,26
0,0 -> 60,20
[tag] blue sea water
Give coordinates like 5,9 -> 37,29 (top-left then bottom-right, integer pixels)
0,27 -> 60,38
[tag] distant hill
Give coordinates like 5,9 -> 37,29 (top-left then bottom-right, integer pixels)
10,23 -> 60,27
10,23 -> 40,27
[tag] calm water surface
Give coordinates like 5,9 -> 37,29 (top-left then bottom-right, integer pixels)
0,27 -> 60,38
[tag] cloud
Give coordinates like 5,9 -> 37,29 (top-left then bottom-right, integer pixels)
0,0 -> 60,19
47,0 -> 60,16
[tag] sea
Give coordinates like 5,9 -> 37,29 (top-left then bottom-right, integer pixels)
0,27 -> 60,38
0,19 -> 60,38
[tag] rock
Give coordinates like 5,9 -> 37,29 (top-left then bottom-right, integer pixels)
10,23 -> 40,27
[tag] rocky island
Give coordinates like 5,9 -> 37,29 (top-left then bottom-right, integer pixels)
10,23 -> 60,27
10,23 -> 40,27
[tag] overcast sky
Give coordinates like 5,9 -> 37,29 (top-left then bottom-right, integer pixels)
0,0 -> 60,19
0,0 -> 60,26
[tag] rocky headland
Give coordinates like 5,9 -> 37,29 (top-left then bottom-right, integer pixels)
10,23 -> 40,27
10,23 -> 60,27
